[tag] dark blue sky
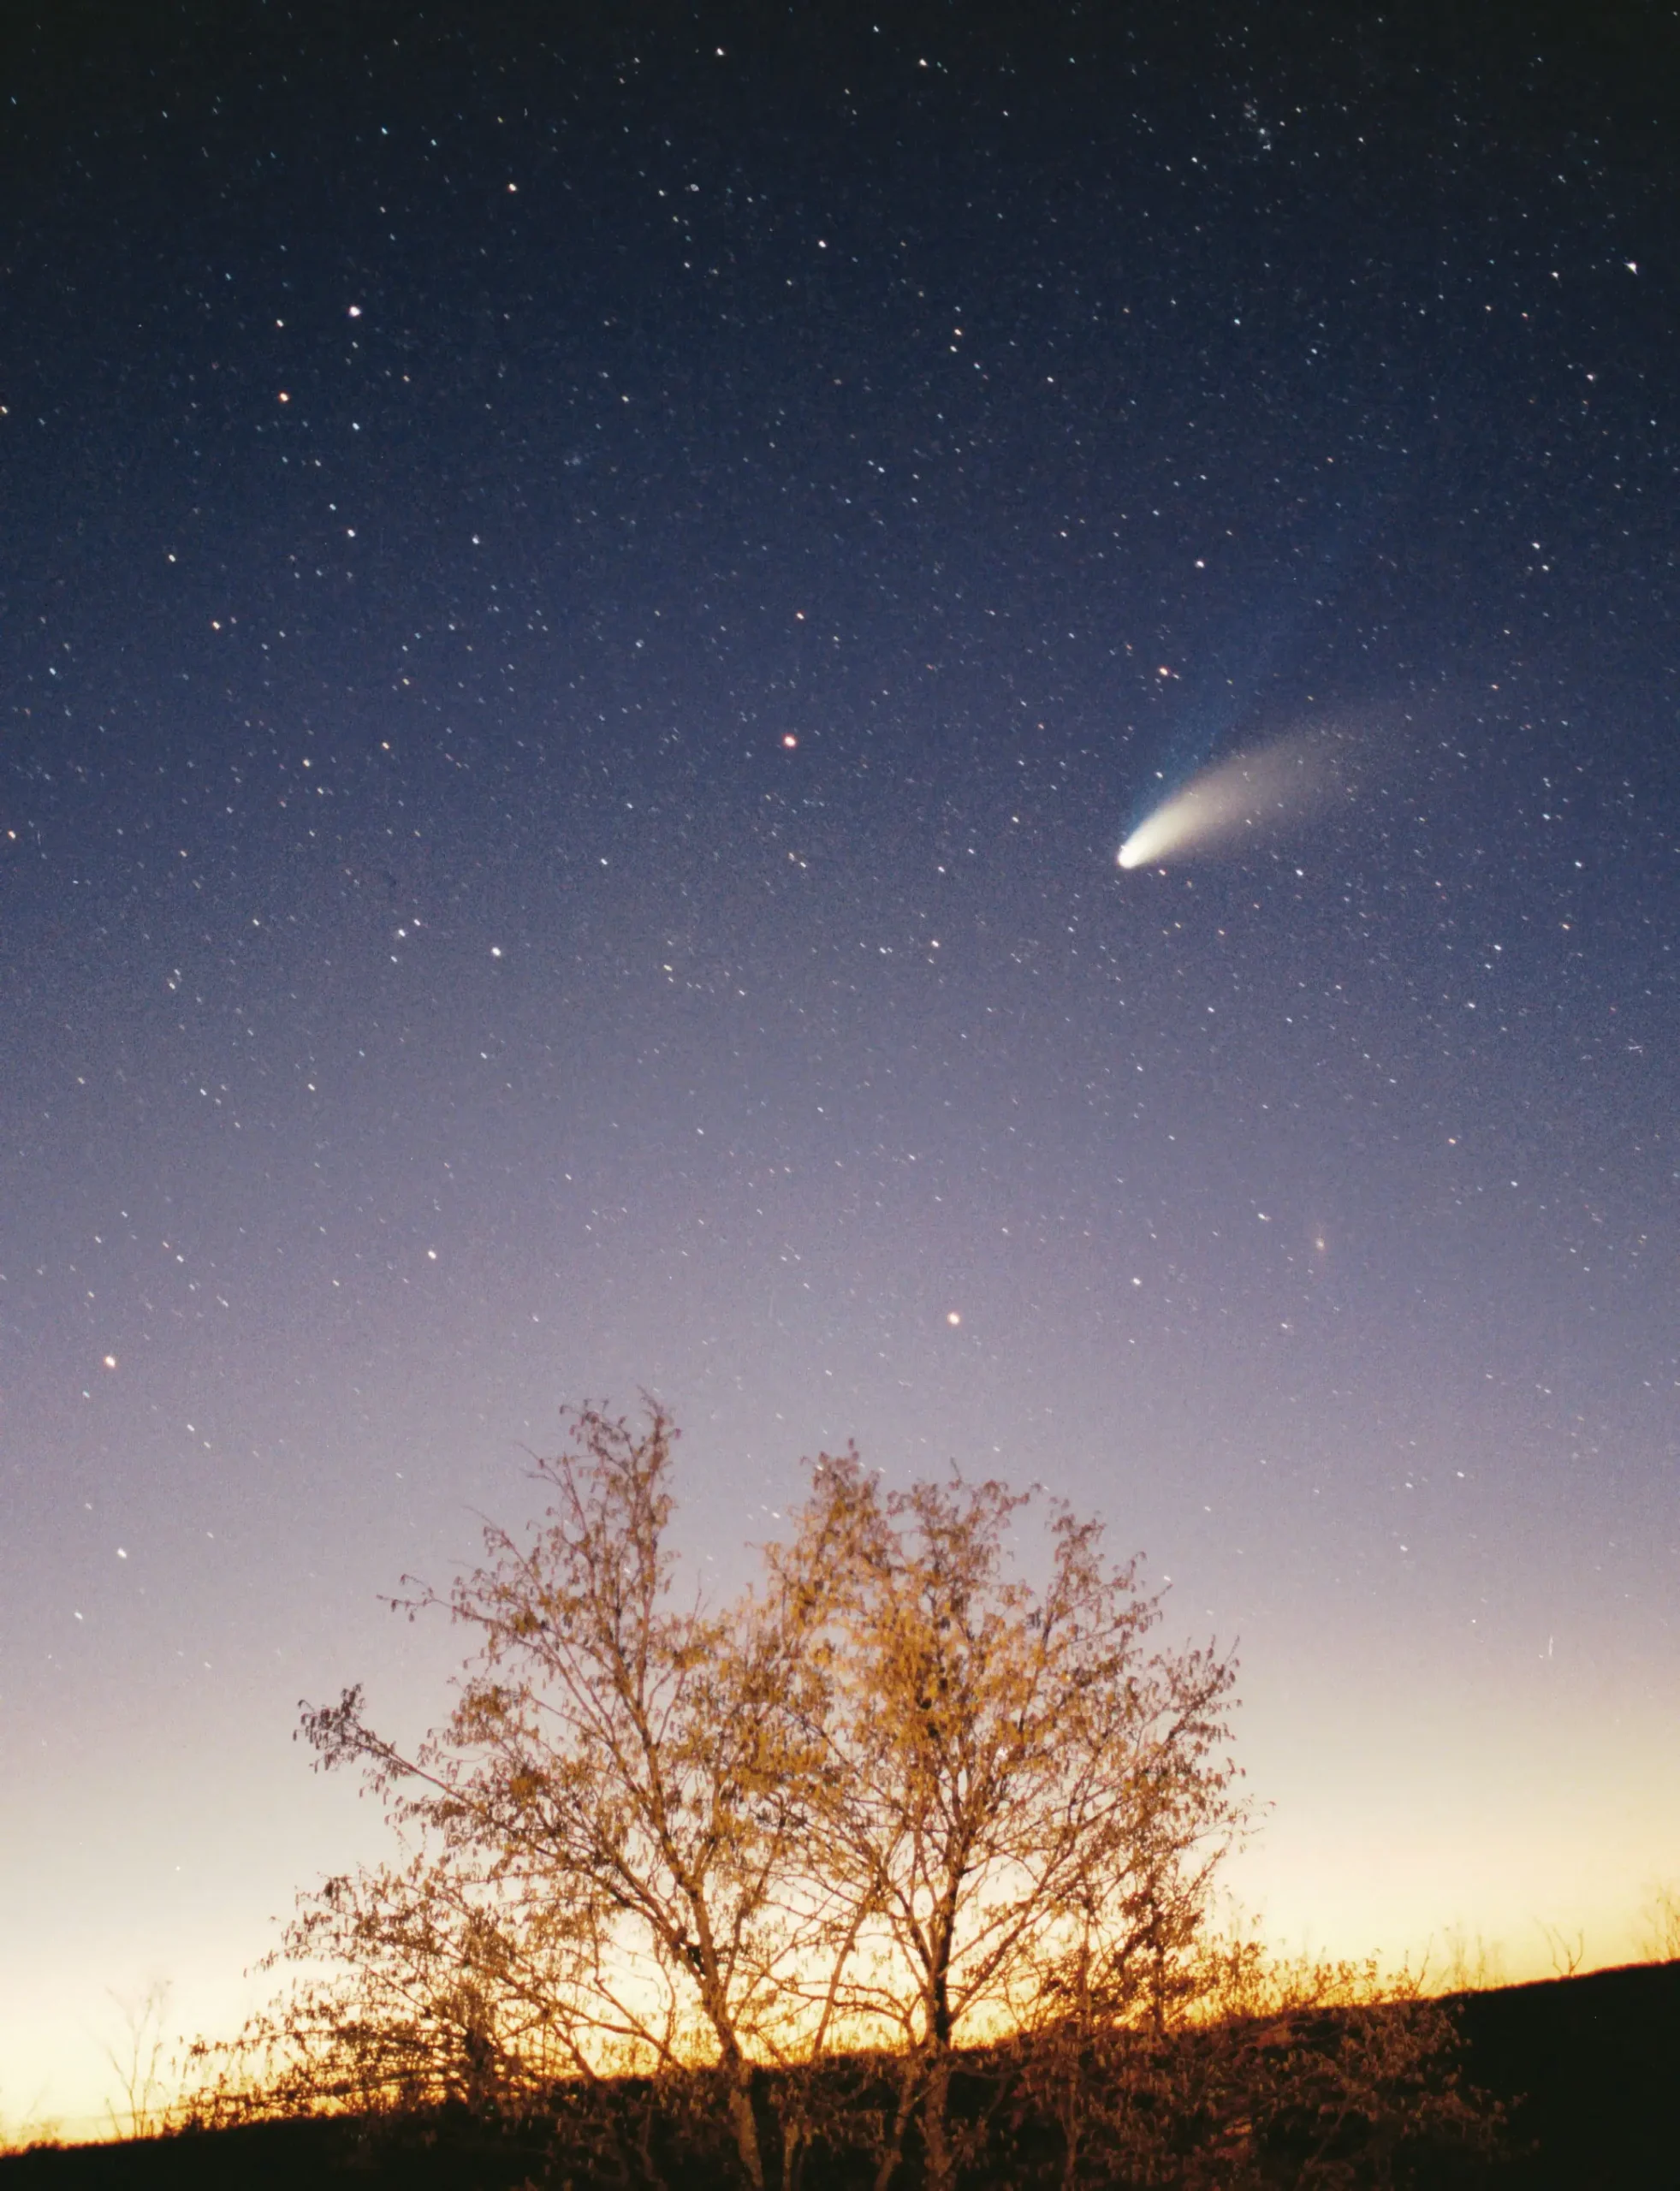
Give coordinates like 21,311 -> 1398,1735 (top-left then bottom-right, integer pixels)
3,0 -> 1676,2135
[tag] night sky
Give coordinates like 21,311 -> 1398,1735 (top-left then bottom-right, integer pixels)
3,1 -> 1677,2138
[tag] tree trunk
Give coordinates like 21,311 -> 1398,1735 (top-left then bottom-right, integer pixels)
871,2059 -> 921,2191
725,2055 -> 766,2191
922,2048 -> 955,2191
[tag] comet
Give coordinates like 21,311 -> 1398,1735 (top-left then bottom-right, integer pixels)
1117,731 -> 1339,869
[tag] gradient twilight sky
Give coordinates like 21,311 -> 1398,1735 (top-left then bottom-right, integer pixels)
3,0 -> 1677,2138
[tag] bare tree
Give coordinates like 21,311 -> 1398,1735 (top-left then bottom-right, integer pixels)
1437,1926 -> 1506,1995
1639,1882 -> 1680,1963
1535,1921 -> 1585,1980
766,1452 -> 1244,2191
0,2104 -> 63,2158
102,1980 -> 174,2142
237,1404 -> 855,2189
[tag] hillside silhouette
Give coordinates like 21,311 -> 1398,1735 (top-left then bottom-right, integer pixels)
3,1960 -> 1677,2188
